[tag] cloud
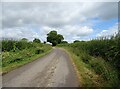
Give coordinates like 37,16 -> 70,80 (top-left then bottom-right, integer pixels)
2,2 -> 118,28
41,25 -> 93,42
2,27 -> 41,41
1,2 -> 118,42
61,25 -> 93,36
1,0 -> 120,2
81,2 -> 118,20
97,23 -> 118,37
2,24 -> 94,42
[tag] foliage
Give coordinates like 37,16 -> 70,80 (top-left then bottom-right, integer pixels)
60,41 -> 68,44
59,31 -> 120,87
63,46 -> 119,87
69,31 -> 120,72
2,38 -> 52,74
74,40 -> 80,43
33,38 -> 41,43
47,30 -> 64,46
2,40 -> 34,51
21,38 -> 28,42
2,40 -> 15,51
35,49 -> 44,54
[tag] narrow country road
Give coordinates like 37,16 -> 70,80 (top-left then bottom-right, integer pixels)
3,48 -> 79,87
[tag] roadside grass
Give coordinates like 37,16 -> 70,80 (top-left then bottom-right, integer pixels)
2,44 -> 52,74
63,47 -> 119,87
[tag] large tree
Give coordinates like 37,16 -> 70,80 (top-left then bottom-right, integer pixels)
47,31 -> 64,46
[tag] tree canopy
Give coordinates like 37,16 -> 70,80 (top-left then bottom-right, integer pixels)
33,38 -> 41,43
47,31 -> 64,46
21,38 -> 28,42
74,40 -> 80,43
61,41 -> 68,44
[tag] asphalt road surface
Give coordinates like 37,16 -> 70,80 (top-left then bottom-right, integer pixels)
3,48 -> 79,87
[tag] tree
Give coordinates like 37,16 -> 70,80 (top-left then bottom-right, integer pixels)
33,38 -> 41,43
57,34 -> 64,44
61,41 -> 68,44
21,38 -> 28,42
47,31 -> 64,46
74,40 -> 80,43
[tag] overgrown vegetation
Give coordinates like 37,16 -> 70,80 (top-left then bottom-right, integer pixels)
1,38 -> 52,74
58,30 -> 120,87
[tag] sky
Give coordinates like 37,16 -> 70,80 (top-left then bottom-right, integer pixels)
1,2 -> 119,42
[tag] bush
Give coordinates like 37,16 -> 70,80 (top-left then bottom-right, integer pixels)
35,49 -> 44,54
69,31 -> 120,75
9,57 -> 23,63
80,52 -> 91,64
2,40 -> 15,51
60,31 -> 120,87
33,38 -> 41,43
92,58 -> 118,84
2,39 -> 35,51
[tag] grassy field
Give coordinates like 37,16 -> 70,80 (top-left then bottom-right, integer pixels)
1,40 -> 52,74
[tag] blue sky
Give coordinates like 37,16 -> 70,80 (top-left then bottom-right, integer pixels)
89,18 -> 118,39
93,18 -> 117,30
1,2 -> 118,42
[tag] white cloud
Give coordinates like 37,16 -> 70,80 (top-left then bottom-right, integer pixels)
41,25 -> 93,42
97,23 -> 118,37
2,2 -> 118,28
61,25 -> 93,36
1,2 -> 118,42
2,24 -> 94,42
2,27 -> 41,41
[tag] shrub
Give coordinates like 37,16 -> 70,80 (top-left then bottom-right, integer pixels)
80,52 -> 91,64
9,57 -> 23,63
35,49 -> 44,54
69,31 -> 120,75
33,38 -> 41,43
15,41 -> 27,50
2,40 -> 15,51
